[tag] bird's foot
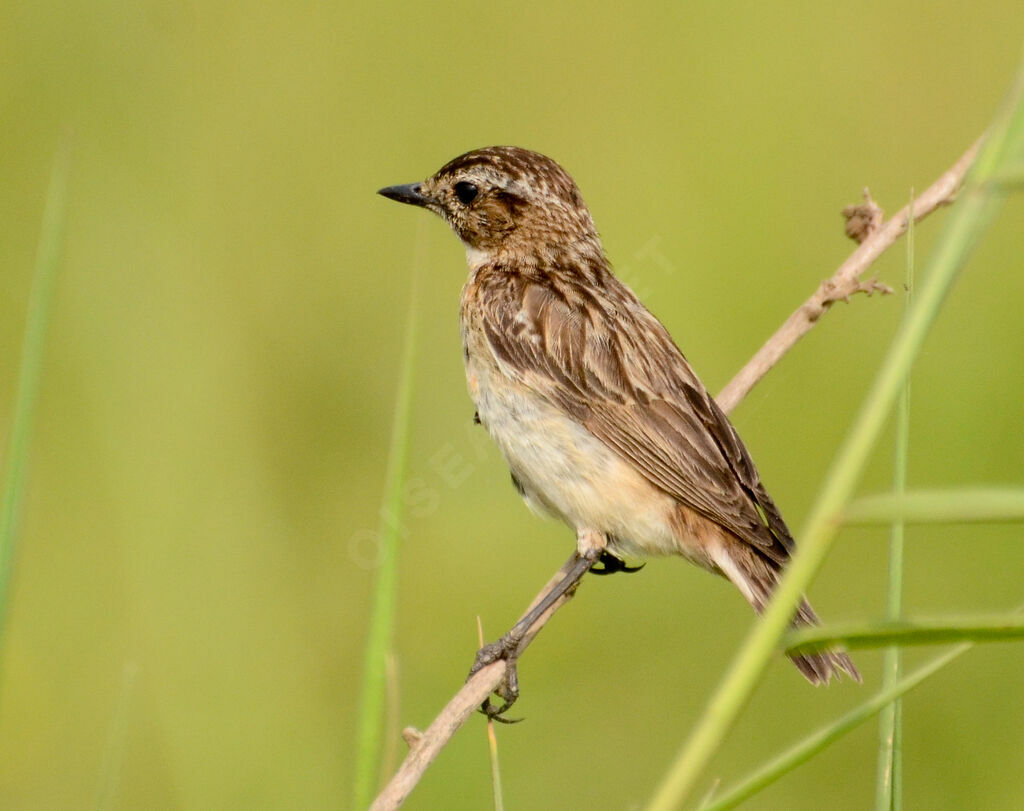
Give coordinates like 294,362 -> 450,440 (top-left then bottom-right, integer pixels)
468,634 -> 524,723
588,550 -> 645,576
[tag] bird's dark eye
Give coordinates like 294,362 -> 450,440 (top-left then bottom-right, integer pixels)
454,181 -> 478,205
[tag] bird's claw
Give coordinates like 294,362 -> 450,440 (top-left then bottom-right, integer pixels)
481,666 -> 523,723
468,635 -> 525,723
589,550 -> 645,576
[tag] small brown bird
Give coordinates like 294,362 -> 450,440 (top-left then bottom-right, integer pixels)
379,146 -> 858,714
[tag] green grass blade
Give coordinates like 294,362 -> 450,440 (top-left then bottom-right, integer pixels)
877,192 -> 914,811
785,616 -> 1024,652
94,662 -> 139,811
987,163 -> 1024,187
644,62 -> 1024,811
378,652 -> 401,792
0,140 -> 71,648
707,600 -> 1024,810
703,643 -> 967,811
352,235 -> 422,810
843,488 -> 1024,524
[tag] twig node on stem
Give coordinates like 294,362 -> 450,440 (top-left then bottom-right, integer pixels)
843,189 -> 885,243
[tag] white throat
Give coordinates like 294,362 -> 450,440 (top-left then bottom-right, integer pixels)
465,245 -> 491,269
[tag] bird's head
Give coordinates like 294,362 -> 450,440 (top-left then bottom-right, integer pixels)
378,146 -> 600,266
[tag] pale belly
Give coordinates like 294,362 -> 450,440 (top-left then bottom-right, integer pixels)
466,357 -> 681,559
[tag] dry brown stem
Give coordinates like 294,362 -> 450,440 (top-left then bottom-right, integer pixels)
369,558 -> 578,810
370,137 -> 982,810
716,137 -> 981,413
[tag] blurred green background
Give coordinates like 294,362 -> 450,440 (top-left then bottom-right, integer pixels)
2,2 -> 1023,809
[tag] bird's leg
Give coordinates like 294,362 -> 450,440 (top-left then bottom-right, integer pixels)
469,532 -> 606,721
588,549 -> 646,576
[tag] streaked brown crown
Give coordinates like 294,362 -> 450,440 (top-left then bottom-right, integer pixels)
416,146 -> 602,259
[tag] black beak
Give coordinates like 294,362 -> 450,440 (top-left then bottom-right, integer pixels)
377,183 -> 430,207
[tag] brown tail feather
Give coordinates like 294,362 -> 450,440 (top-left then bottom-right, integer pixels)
786,596 -> 861,685
713,540 -> 861,685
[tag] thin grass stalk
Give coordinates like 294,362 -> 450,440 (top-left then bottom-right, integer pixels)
0,141 -> 71,650
706,600 -> 1024,810
379,652 -> 401,788
94,662 -> 138,811
644,63 -> 1024,811
876,194 -> 914,811
703,643 -> 966,811
785,615 -> 1024,651
843,488 -> 1024,524
478,618 -> 505,811
352,231 -> 423,810
989,164 -> 1024,186
486,721 -> 505,811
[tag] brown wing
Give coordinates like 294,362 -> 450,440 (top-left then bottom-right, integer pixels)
475,265 -> 793,564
